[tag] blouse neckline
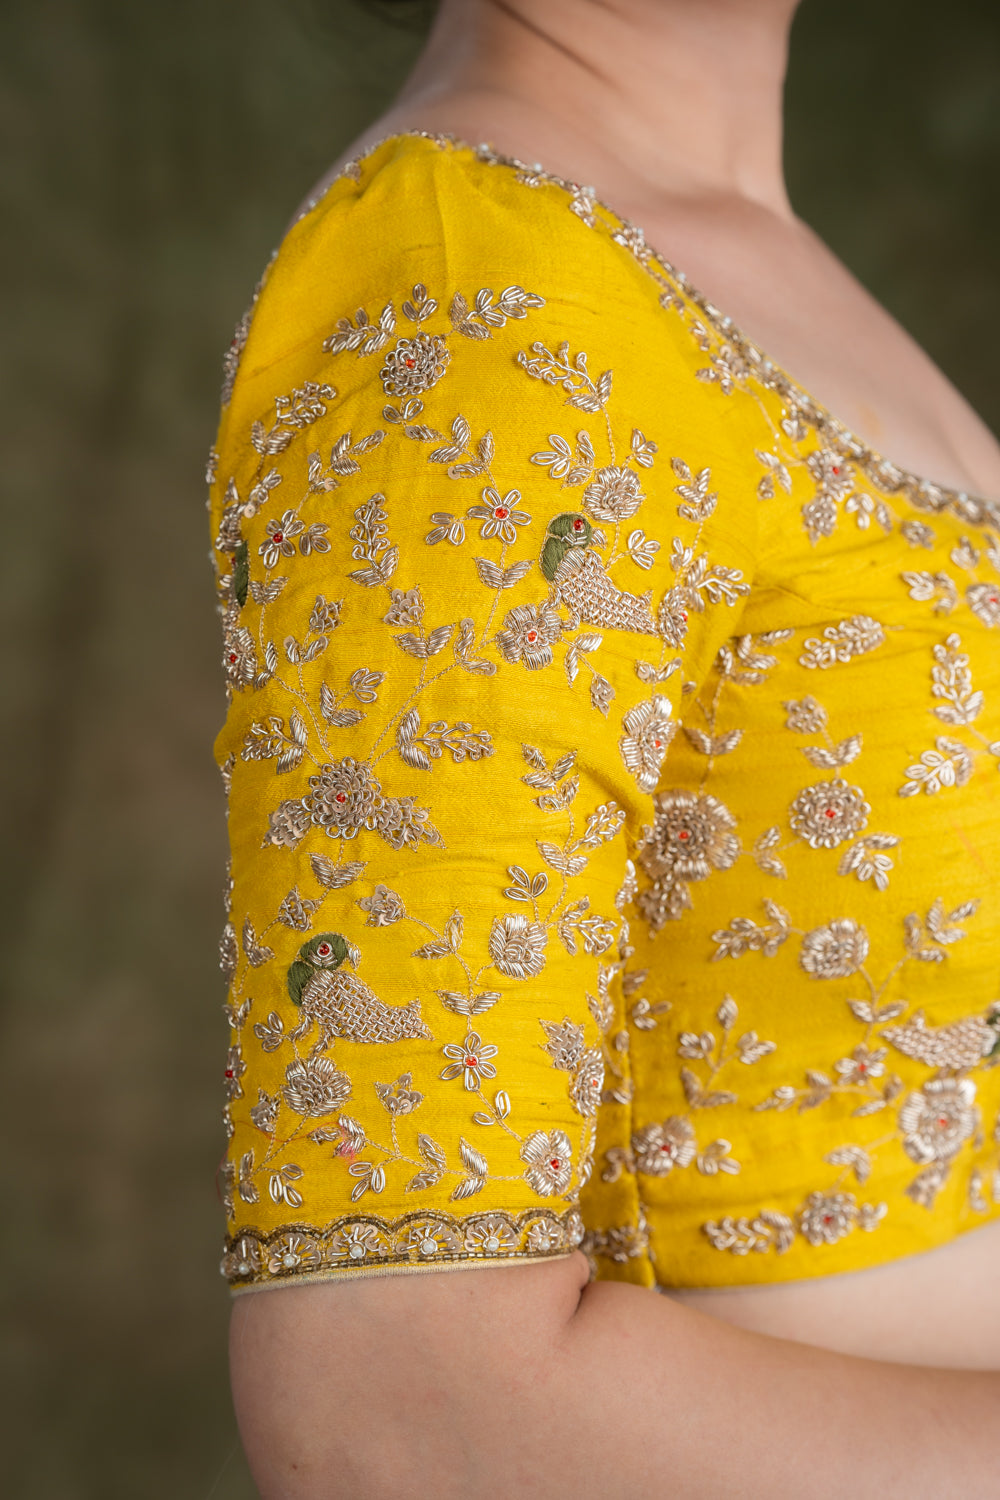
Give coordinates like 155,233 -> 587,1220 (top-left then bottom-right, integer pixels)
292,129 -> 999,530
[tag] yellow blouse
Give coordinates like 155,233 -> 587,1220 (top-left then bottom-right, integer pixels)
208,133 -> 1000,1295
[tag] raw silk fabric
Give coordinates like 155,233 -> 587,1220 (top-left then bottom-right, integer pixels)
209,134 -> 1000,1295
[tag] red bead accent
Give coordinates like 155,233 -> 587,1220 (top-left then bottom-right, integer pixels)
225,1069 -> 234,1078
938,1116 -> 949,1127
527,630 -> 537,642
680,611 -> 688,621
494,506 -> 509,519
572,518 -> 585,531
335,793 -> 347,803
549,1159 -> 561,1171
465,1057 -> 478,1067
228,653 -> 237,663
832,466 -> 841,475
677,830 -> 690,840
823,1214 -> 833,1224
317,944 -> 331,956
404,357 -> 416,368
273,531 -> 283,542
824,807 -> 836,817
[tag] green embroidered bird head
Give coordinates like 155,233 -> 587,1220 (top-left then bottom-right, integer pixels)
287,932 -> 351,1006
540,512 -> 593,582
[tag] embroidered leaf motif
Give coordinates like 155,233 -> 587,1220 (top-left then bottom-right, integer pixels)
309,855 -> 365,889
503,865 -> 548,901
336,1115 -> 366,1154
412,937 -> 453,959
801,733 -> 862,769
537,841 -> 587,877
417,1134 -> 447,1170
253,1011 -> 285,1052
458,1137 -> 489,1178
405,1169 -> 442,1191
451,1175 -> 487,1201
449,292 -> 490,341
394,624 -> 454,659
436,990 -> 502,1017
242,918 -> 274,968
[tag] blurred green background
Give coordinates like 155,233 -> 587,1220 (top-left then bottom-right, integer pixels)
1,1 -> 996,1494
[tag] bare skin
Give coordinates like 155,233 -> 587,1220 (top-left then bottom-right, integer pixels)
234,3 -> 1000,1493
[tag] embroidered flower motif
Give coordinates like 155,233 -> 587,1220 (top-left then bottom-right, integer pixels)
464,1217 -> 518,1255
966,582 -> 1000,628
440,1030 -> 499,1090
222,617 -> 257,689
260,511 -> 304,567
373,1072 -> 424,1115
782,695 -> 827,734
619,694 -> 674,792
834,1045 -> 886,1084
267,1232 -> 322,1277
357,884 -> 405,926
632,1117 -> 696,1175
799,919 -> 869,979
380,333 -> 451,396
797,1190 -> 859,1246
806,449 -> 855,503
570,1048 -> 605,1117
382,587 -> 424,626
223,1045 -> 246,1102
583,464 -> 644,522
467,487 -> 531,543
789,779 -> 870,848
495,602 -> 562,669
640,789 -> 740,884
657,586 -> 694,647
402,1222 -> 462,1259
303,758 -> 386,839
328,1223 -> 387,1265
521,1129 -> 573,1195
222,1235 -> 262,1280
525,1219 -> 563,1253
377,794 -> 440,852
249,1088 -> 280,1133
264,798 -> 313,849
281,1056 -> 352,1117
309,595 -> 341,634
898,1077 -> 979,1165
488,914 -> 547,979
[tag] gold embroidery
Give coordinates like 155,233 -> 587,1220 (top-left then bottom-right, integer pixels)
211,133 -> 1000,1293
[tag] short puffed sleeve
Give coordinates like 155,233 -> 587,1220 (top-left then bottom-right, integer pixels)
208,135 -> 758,1291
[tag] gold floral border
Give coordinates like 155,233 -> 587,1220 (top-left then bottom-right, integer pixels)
223,1205 -> 585,1292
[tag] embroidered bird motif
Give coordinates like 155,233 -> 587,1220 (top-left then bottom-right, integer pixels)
881,1007 -> 1000,1071
540,512 -> 658,635
286,933 -> 433,1047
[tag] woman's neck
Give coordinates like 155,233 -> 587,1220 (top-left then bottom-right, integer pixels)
394,0 -> 800,218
